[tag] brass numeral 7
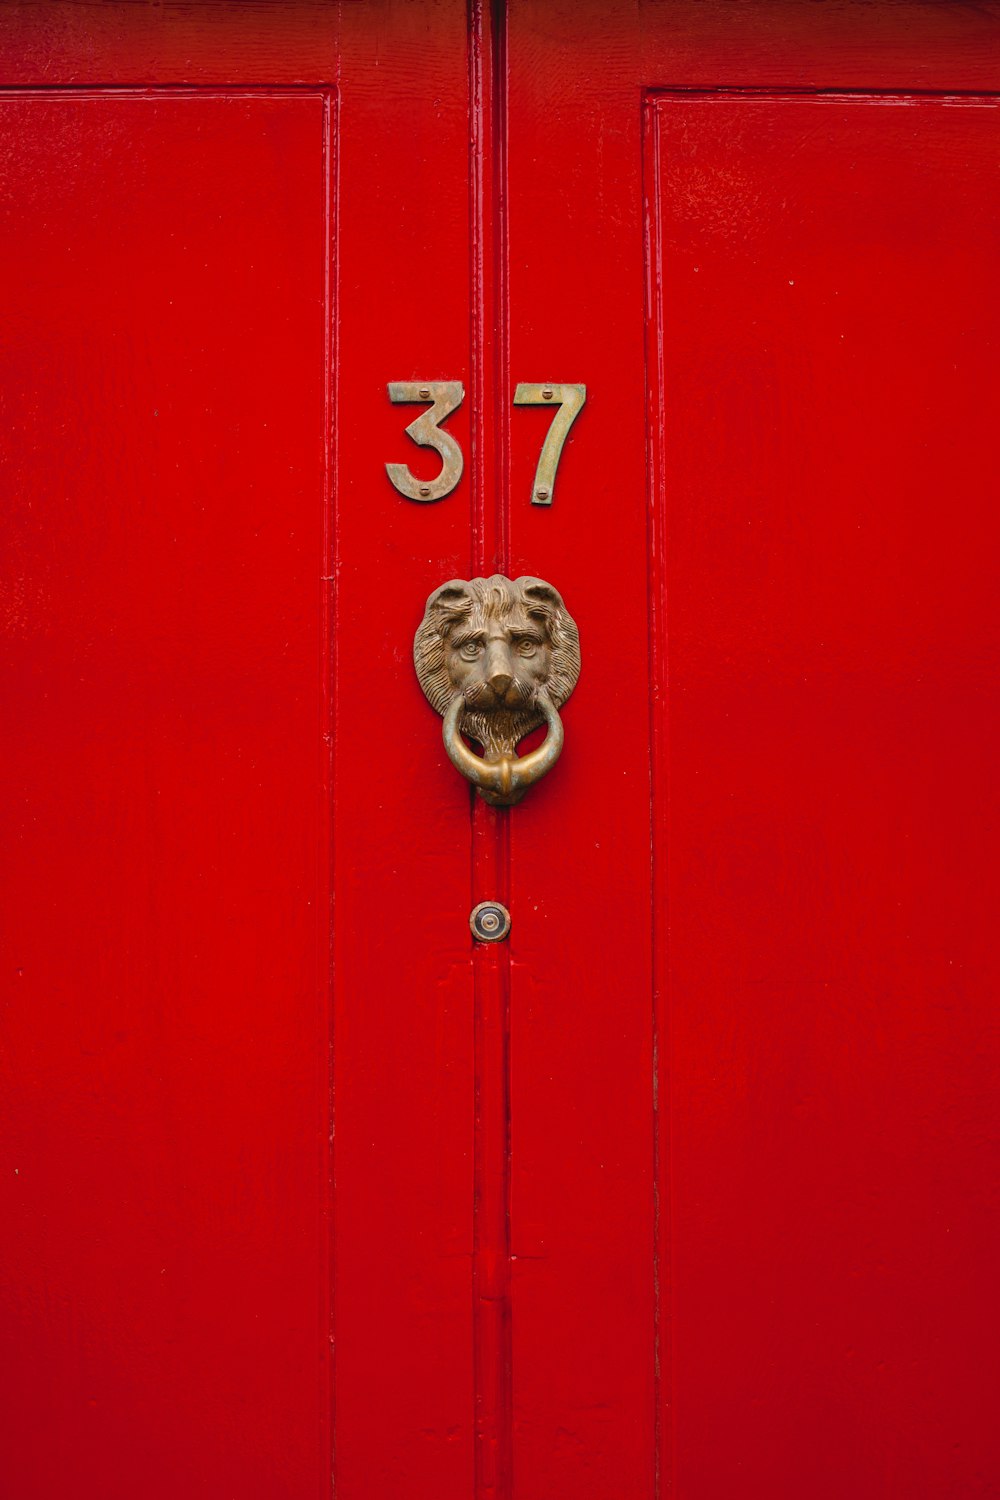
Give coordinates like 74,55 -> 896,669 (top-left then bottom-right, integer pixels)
513,383 -> 587,505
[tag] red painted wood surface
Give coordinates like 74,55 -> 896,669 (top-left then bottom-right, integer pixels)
468,0 -> 515,1480
332,5 -> 477,1495
1,5 -> 999,1499
0,89 -> 333,1496
647,91 -> 1000,1497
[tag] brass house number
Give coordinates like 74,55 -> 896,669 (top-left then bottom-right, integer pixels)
385,381 -> 586,506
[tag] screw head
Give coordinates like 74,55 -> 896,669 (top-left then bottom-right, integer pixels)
535,488 -> 550,501
470,901 -> 511,943
418,387 -> 431,399
542,387 -> 554,399
419,485 -> 431,498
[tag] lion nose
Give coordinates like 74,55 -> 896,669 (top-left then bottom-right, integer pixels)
485,638 -> 515,698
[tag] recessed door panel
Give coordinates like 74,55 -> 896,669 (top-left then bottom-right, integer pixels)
0,91 -> 333,1498
647,92 -> 1000,1498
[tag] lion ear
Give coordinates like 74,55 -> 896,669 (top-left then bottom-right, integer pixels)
425,579 -> 473,630
519,578 -> 565,618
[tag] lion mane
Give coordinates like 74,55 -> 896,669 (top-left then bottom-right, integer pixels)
414,574 -> 580,756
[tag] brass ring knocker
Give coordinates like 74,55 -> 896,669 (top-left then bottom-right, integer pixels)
414,575 -> 580,807
442,686 -> 564,807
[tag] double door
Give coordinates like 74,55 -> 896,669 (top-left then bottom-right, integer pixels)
2,4 -> 998,1496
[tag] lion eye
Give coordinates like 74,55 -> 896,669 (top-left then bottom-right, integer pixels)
458,640 -> 484,661
516,638 -> 539,657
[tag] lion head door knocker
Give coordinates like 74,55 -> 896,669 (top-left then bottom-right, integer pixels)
414,575 -> 581,806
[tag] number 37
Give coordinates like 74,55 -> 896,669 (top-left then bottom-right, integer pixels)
385,380 -> 586,507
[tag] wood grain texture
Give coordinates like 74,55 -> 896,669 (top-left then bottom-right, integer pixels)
639,0 -> 1000,90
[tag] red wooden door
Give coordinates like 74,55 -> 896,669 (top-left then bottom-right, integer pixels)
2,5 -> 998,1499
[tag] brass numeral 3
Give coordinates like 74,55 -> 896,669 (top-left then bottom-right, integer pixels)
385,381 -> 465,502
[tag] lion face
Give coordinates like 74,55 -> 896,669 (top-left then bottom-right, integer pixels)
414,575 -> 580,759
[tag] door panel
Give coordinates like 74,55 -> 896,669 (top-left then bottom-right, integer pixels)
0,91 -> 332,1496
647,91 -> 1000,1498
